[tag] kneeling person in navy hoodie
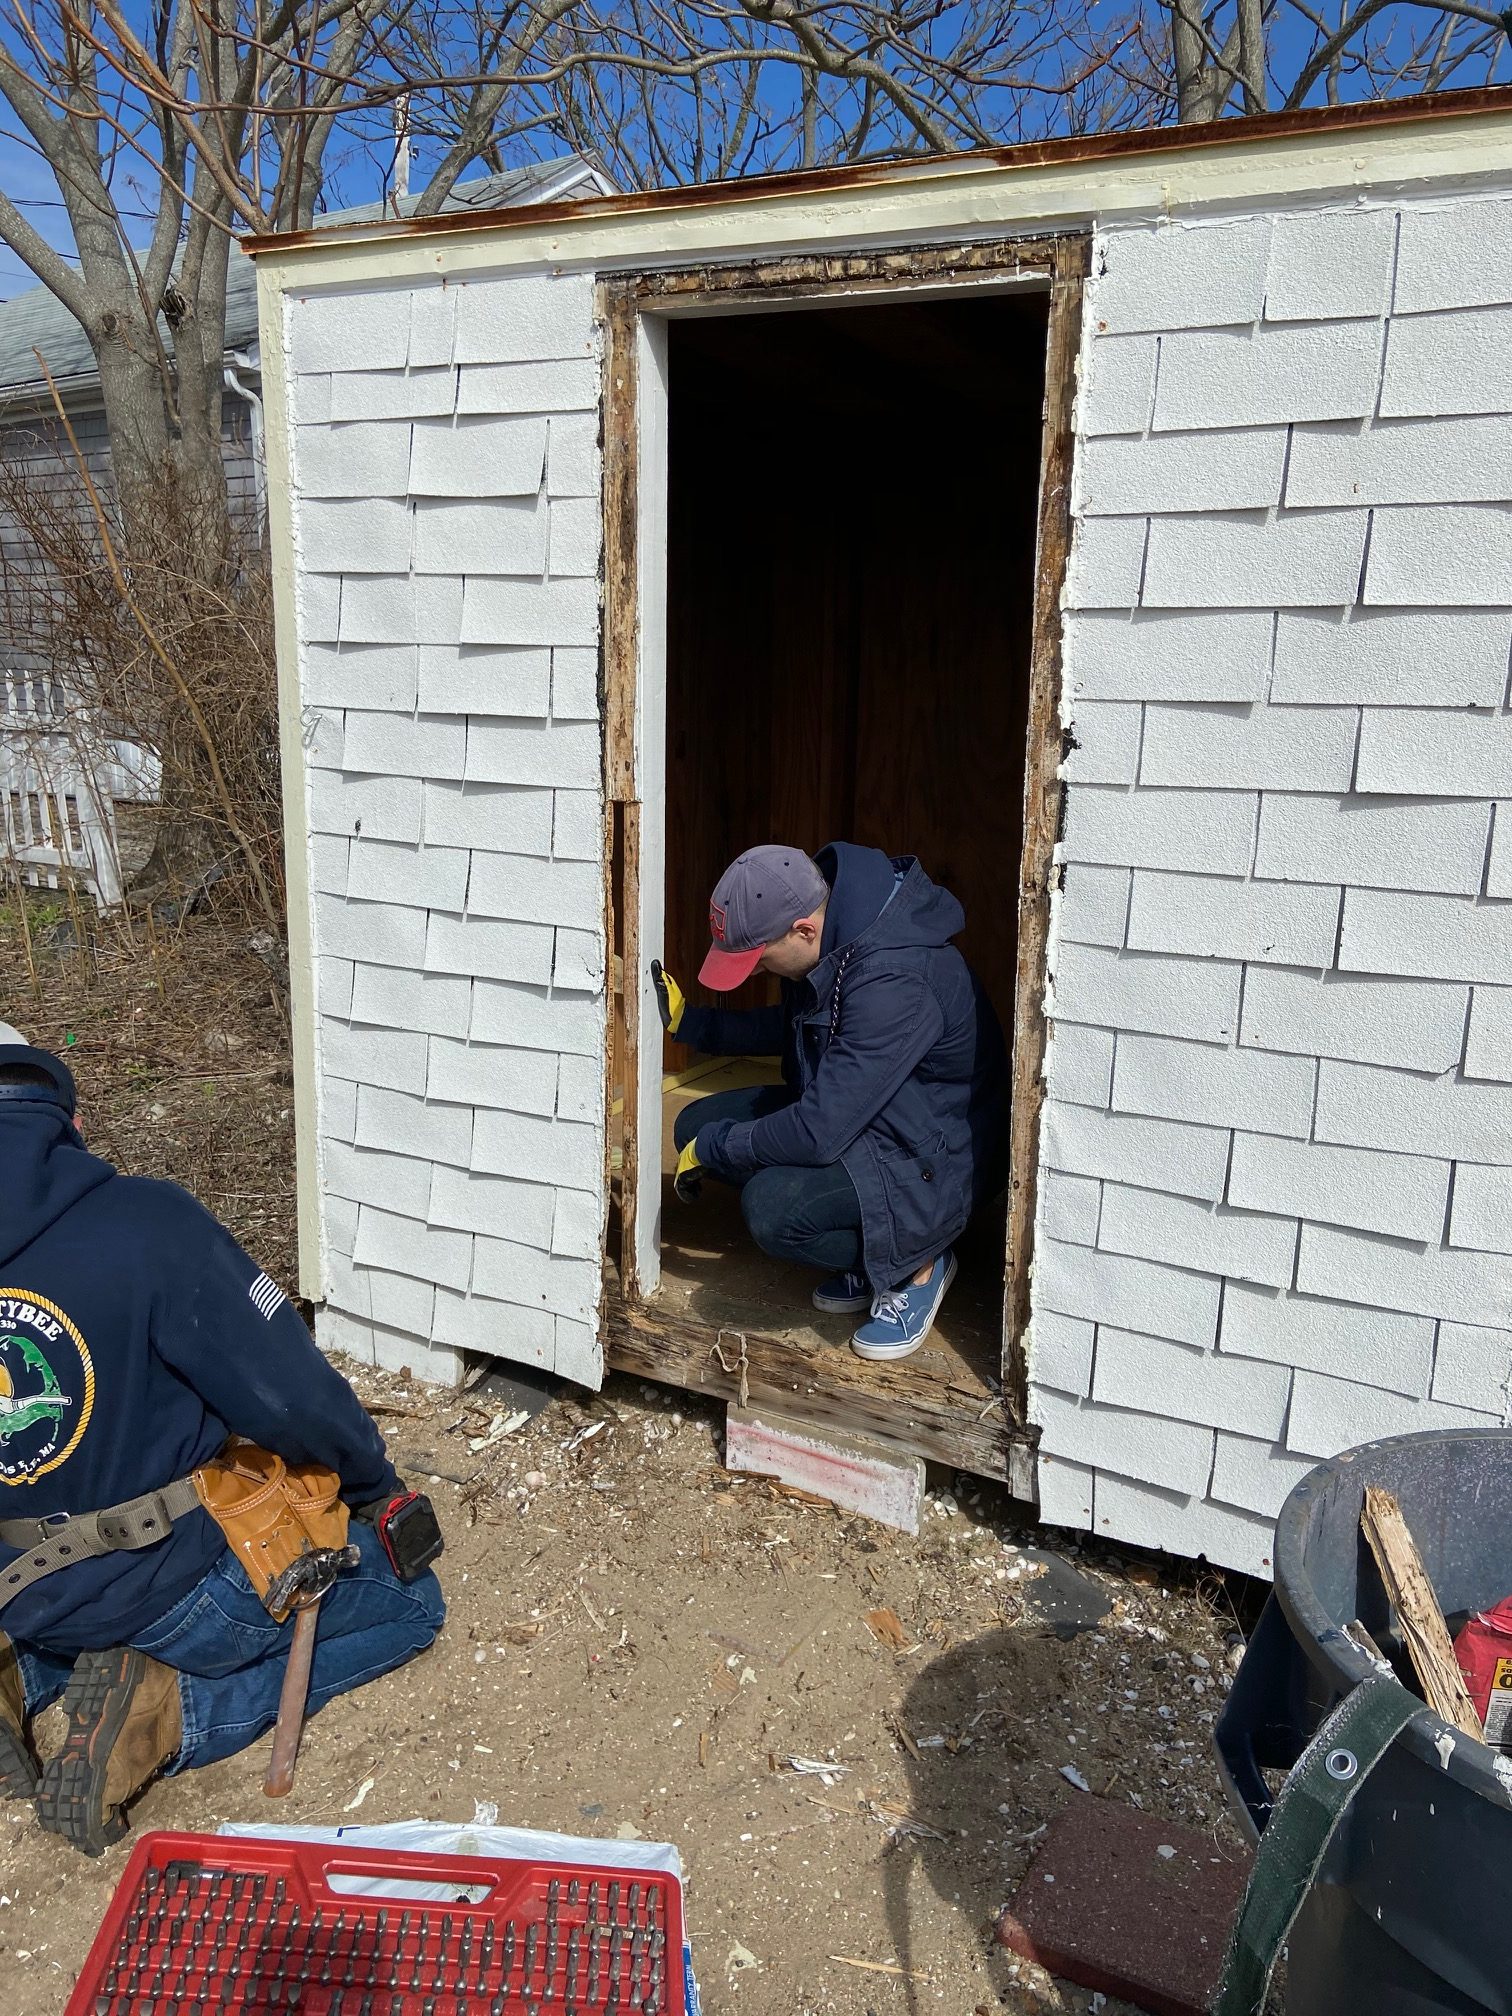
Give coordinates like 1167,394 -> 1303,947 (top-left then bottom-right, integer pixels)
0,1029 -> 444,1854
654,844 -> 1008,1360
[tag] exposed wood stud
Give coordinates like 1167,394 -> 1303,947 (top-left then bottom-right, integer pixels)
1003,234 -> 1089,1425
601,280 -> 642,1293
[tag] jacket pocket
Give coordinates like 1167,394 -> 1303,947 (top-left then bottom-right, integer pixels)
877,1133 -> 954,1258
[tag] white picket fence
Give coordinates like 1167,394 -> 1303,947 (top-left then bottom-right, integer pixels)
0,672 -> 158,908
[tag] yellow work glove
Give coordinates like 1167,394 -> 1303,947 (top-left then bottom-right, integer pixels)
651,959 -> 685,1036
674,1139 -> 704,1202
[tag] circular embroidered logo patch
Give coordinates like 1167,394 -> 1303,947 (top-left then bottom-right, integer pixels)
0,1290 -> 94,1485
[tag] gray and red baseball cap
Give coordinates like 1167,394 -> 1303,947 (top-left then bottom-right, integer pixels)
699,846 -> 829,990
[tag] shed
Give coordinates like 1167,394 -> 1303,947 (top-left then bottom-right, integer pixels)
247,88 -> 1512,1577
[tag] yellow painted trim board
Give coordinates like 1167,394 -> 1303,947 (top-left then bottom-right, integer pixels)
256,258 -> 323,1303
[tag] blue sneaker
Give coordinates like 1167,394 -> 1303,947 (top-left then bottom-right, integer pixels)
812,1268 -> 871,1315
851,1252 -> 958,1361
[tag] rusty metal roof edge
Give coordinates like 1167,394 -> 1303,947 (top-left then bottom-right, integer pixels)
242,85 -> 1512,263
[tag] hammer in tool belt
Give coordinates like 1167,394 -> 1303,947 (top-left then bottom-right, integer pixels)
263,1542 -> 359,1798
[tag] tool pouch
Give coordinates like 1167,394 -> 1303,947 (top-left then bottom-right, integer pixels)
193,1441 -> 349,1620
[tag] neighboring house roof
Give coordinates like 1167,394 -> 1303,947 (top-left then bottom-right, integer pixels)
0,157 -> 612,402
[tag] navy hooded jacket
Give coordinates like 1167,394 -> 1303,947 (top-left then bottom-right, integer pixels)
680,843 -> 1009,1288
0,1045 -> 398,1654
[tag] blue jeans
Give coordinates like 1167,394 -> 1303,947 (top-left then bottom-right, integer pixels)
675,1085 -> 864,1276
14,1521 -> 445,1772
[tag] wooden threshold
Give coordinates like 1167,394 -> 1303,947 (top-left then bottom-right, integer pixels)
604,1282 -> 1027,1481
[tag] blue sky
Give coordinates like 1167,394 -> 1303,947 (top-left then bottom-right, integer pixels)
0,10 -> 1506,305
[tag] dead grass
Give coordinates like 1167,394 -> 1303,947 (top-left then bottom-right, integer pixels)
0,896 -> 297,1288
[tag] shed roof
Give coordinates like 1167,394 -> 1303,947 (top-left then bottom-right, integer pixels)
0,157 -> 607,400
244,84 -> 1512,264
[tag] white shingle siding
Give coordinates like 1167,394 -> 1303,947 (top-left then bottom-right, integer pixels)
1112,1031 -> 1315,1137
1064,612 -> 1273,702
1217,1282 -> 1434,1399
1051,941 -> 1240,1043
1096,1327 -> 1292,1438
1254,794 -> 1491,897
1271,611 -> 1512,708
1450,1166 -> 1512,1257
1060,703 -> 1142,785
1078,430 -> 1287,515
1286,1372 -> 1496,1462
1153,323 -> 1383,431
1287,415 -> 1512,508
1056,863 -> 1131,947
413,496 -> 548,577
289,265 -> 606,1388
424,780 -> 553,854
1095,1476 -> 1275,1577
1125,870 -> 1340,967
1380,308 -> 1512,419
408,416 -> 547,496
1227,1133 -> 1450,1244
1393,197 -> 1512,314
1061,786 -> 1257,875
1239,968 -> 1468,1072
1263,211 -> 1395,323
1033,187 -> 1512,1573
1338,892 -> 1512,987
1431,1321 -> 1512,1414
1043,1022 -> 1116,1108
457,360 -> 599,414
1044,1100 -> 1228,1202
1466,988 -> 1512,1083
1027,1310 -> 1096,1397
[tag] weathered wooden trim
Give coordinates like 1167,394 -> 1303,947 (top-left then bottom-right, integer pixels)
1003,235 -> 1089,1423
626,236 -> 1063,308
602,282 -> 640,804
606,1287 -> 1027,1479
603,233 -> 1084,1469
601,280 -> 642,1295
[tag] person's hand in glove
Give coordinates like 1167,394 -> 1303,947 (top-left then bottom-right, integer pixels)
674,1138 -> 704,1202
651,959 -> 685,1037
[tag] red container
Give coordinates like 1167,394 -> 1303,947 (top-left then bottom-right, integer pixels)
66,1829 -> 686,2013
1455,1594 -> 1512,1749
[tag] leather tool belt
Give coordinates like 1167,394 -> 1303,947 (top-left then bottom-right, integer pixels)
0,1440 -> 348,1622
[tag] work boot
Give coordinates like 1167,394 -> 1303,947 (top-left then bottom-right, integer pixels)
0,1642 -> 38,1798
36,1646 -> 182,1855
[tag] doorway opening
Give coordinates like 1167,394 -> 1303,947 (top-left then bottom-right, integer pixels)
605,247 -> 1082,1476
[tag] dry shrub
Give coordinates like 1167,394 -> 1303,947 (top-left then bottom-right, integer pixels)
0,421 -> 284,930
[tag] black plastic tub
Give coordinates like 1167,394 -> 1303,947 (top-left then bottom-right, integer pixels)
1215,1429 -> 1512,2016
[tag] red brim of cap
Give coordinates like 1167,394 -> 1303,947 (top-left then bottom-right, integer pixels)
698,942 -> 765,991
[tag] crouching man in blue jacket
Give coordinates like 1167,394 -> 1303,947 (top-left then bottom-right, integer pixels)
655,844 -> 1009,1361
0,1028 -> 444,1854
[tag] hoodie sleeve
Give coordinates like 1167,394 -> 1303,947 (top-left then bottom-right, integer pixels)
676,1001 -> 786,1058
696,968 -> 943,1178
153,1194 -> 398,1504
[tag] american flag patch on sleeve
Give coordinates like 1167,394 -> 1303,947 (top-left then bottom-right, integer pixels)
249,1271 -> 287,1320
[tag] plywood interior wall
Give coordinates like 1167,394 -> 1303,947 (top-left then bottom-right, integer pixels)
663,290 -> 1050,1054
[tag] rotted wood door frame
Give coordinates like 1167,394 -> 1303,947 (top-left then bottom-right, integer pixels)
600,231 -> 1088,1452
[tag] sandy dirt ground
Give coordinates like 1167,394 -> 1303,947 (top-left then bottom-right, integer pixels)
0,909 -> 1251,2014
0,1361 -> 1248,2016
